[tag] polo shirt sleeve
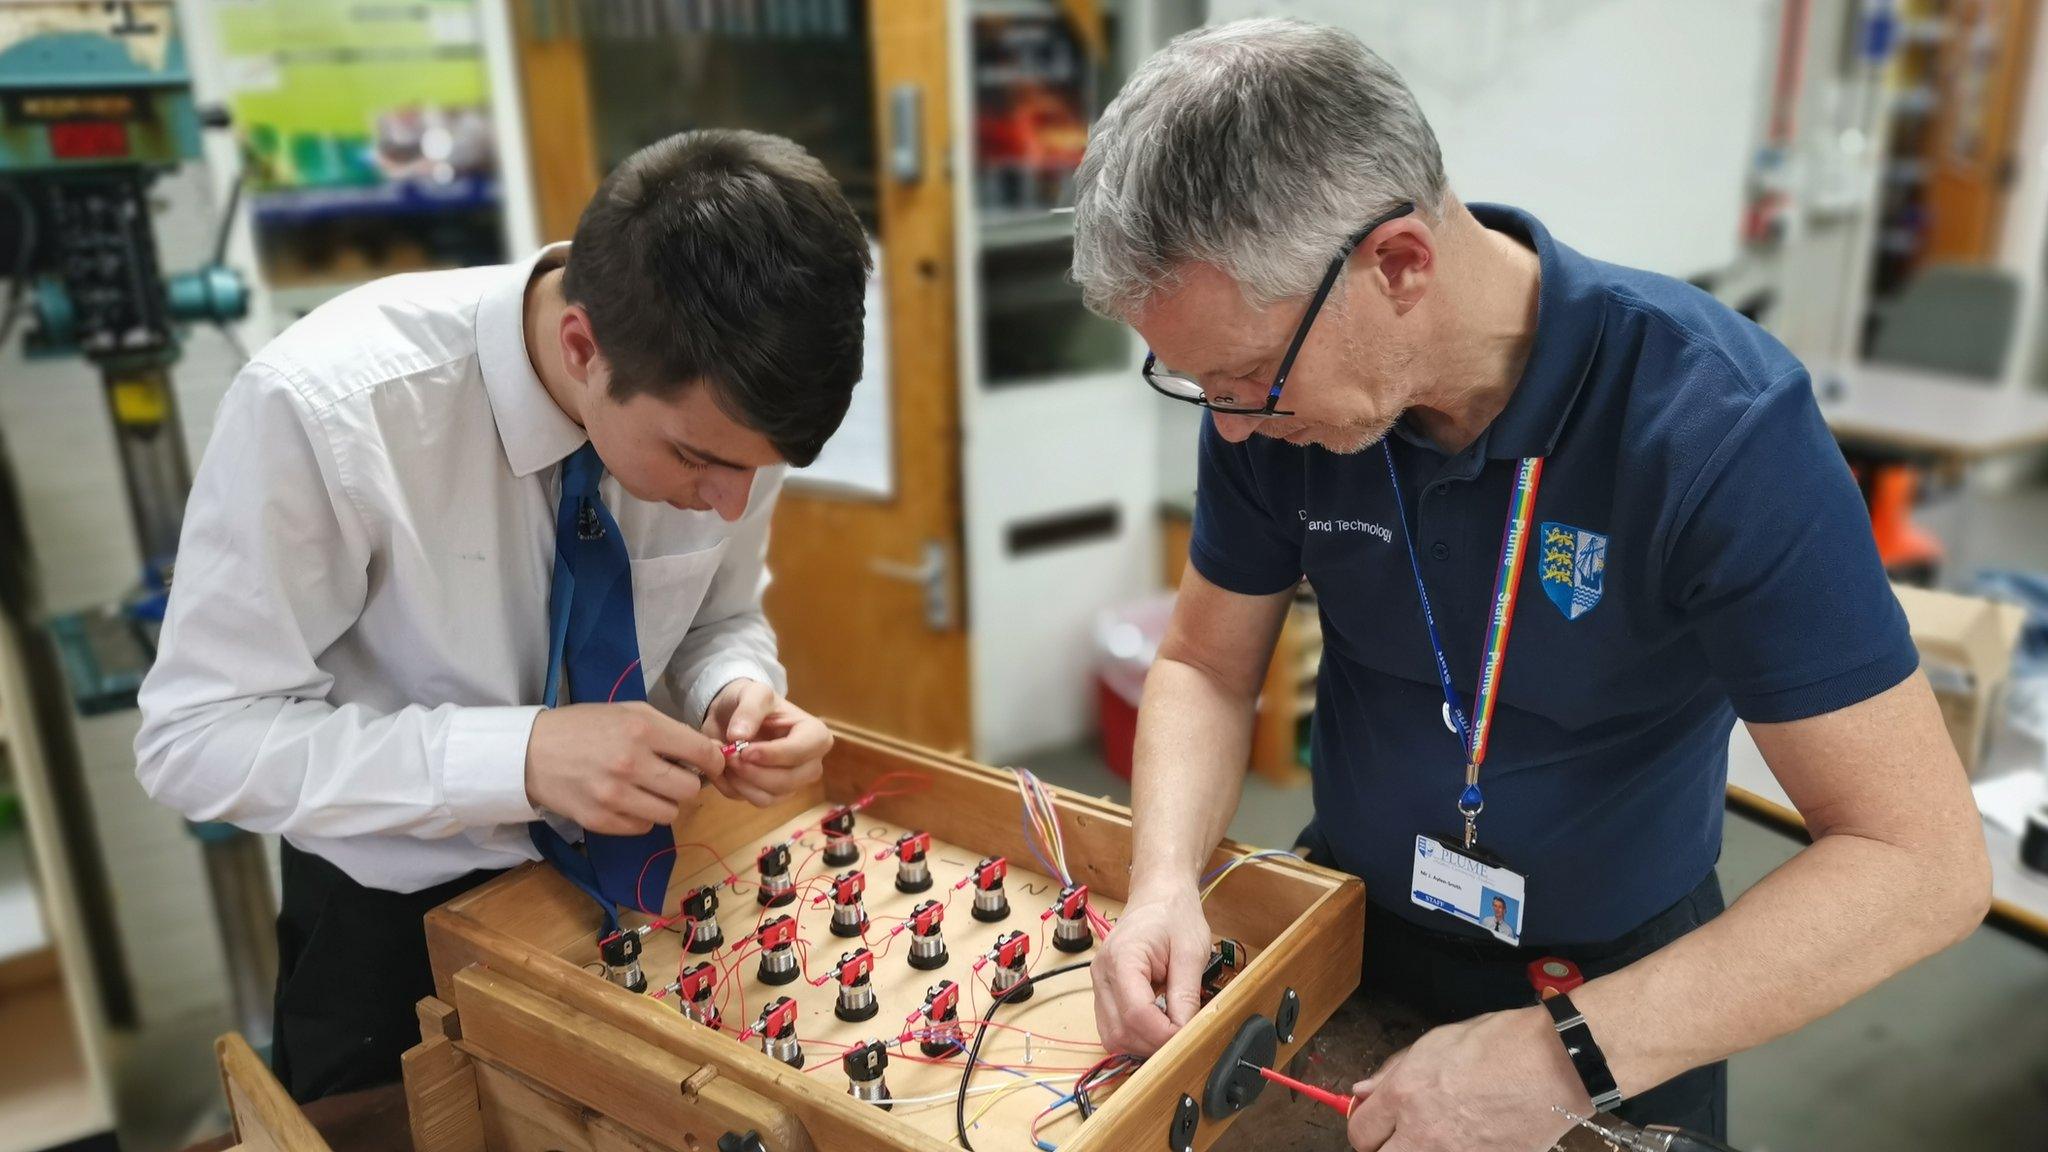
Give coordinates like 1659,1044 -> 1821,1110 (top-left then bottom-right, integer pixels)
1663,367 -> 1920,723
1188,414 -> 1303,596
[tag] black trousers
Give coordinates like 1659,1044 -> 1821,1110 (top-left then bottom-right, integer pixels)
1300,826 -> 1728,1138
272,841 -> 507,1103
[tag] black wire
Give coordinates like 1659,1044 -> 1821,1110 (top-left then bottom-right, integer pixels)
955,959 -> 1093,1152
1073,1054 -> 1132,1119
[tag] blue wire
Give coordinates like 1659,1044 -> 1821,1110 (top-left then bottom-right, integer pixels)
1030,1090 -> 1084,1152
1196,849 -> 1303,888
1018,804 -> 1065,882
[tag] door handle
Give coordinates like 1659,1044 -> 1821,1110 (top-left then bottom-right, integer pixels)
888,83 -> 923,184
869,540 -> 954,632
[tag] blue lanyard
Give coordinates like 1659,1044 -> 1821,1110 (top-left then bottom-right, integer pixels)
1380,441 -> 1472,754
1380,440 -> 1546,847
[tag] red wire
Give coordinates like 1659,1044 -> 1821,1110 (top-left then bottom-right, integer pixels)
636,837 -> 751,919
792,938 -> 828,985
854,771 -> 931,806
753,872 -> 829,935
629,844 -> 680,916
664,919 -> 700,980
953,1018 -> 1106,1052
606,658 -> 643,703
715,944 -> 758,1029
601,793 -> 1141,1100
673,841 -> 747,889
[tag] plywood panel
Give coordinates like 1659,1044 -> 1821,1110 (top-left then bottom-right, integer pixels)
624,802 -> 1124,1150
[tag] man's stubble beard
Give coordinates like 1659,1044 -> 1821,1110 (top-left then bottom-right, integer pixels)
1304,322 -> 1417,455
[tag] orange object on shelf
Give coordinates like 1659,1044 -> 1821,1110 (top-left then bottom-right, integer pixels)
1864,463 -> 1944,577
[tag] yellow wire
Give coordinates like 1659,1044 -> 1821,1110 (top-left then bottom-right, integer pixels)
1200,850 -> 1301,901
891,1074 -> 1070,1115
965,1071 -> 1071,1129
1200,857 -> 1248,901
1015,769 -> 1072,884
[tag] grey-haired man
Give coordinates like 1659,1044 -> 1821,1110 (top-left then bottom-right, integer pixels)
1074,19 -> 1986,1152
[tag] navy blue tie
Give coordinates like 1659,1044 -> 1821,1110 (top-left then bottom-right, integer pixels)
529,442 -> 676,927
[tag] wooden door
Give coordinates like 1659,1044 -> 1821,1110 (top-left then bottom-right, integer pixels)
509,0 -> 971,751
1921,0 -> 2040,262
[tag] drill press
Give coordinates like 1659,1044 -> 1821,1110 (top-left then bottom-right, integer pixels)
2,2 -> 262,1045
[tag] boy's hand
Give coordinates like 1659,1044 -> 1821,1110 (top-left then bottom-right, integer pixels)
524,701 -> 724,834
702,679 -> 832,807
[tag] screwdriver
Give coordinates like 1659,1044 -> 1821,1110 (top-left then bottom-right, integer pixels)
1238,1060 -> 1357,1117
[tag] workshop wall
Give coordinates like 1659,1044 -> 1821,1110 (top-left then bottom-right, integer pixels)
1221,0 -> 1774,280
1163,0 -> 1779,503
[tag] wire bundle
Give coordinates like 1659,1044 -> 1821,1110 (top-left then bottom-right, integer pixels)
1198,848 -> 1304,901
1011,768 -> 1115,940
1026,1054 -> 1138,1150
955,959 -> 1098,1152
1012,768 -> 1070,884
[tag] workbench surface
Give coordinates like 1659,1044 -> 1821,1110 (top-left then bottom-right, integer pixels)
1814,360 -> 2048,462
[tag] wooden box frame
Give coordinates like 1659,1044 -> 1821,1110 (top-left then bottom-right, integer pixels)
408,725 -> 1364,1152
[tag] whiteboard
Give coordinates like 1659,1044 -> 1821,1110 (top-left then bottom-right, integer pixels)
789,239 -> 893,498
1207,0 -> 1772,279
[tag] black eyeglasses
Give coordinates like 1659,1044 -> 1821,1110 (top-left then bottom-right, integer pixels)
1142,201 -> 1417,418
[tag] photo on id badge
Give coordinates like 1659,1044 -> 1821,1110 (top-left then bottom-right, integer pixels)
1410,834 -> 1527,945
1482,887 -> 1522,944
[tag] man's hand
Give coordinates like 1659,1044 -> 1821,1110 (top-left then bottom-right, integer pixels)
1092,880 -> 1214,1055
1346,1007 -> 1584,1151
524,701 -> 725,834
701,679 -> 832,807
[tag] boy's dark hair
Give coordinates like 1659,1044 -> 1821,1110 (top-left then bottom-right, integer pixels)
562,129 -> 871,467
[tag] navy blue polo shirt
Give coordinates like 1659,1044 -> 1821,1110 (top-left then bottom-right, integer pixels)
1190,204 -> 1919,944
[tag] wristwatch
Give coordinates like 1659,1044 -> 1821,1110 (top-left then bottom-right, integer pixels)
1542,991 -> 1623,1111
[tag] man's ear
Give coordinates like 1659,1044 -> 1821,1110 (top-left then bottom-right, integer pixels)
559,304 -> 602,385
1362,220 -> 1435,315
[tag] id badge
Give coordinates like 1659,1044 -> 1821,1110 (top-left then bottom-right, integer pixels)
1410,833 -> 1527,945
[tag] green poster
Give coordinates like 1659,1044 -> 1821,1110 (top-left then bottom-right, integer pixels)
211,0 -> 495,190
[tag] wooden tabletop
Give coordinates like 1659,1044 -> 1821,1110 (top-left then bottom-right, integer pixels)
1812,361 -> 2048,461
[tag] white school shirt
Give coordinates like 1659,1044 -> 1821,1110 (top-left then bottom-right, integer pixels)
135,244 -> 788,892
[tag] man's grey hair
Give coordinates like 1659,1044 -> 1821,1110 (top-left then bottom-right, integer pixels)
1072,18 -> 1449,320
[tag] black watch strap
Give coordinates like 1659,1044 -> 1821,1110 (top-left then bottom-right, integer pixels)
1543,992 -> 1623,1111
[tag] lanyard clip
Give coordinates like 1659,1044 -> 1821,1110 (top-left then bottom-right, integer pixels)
1457,782 -> 1484,849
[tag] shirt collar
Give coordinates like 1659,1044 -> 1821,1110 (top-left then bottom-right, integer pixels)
476,242 -> 587,478
1461,204 -> 1607,461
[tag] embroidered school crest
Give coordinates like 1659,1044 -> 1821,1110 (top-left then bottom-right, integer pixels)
1538,522 -> 1607,621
